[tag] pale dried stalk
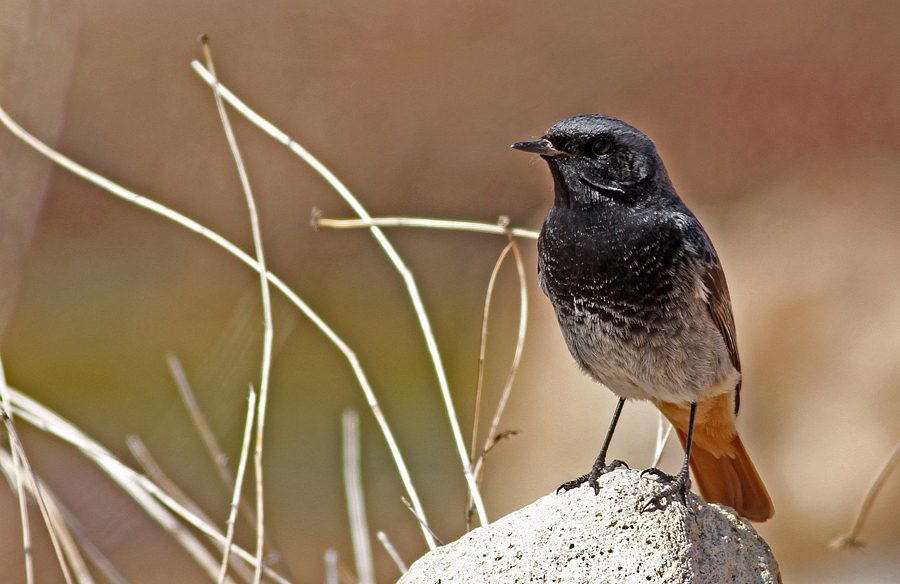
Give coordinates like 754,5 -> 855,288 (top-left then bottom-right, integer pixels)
832,438 -> 900,549
652,412 -> 674,468
343,411 -> 374,584
325,549 -> 339,584
376,531 -> 408,575
190,60 -> 489,528
0,450 -> 96,584
0,99 -> 436,550
7,386 -> 282,584
0,350 -> 32,584
4,417 -> 76,584
167,354 -> 235,489
200,40 -> 274,584
218,388 -> 258,584
314,216 -> 539,240
472,230 -> 529,481
470,242 -> 514,465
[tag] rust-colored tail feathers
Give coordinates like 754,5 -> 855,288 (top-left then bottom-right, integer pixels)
673,428 -> 773,522
656,394 -> 774,522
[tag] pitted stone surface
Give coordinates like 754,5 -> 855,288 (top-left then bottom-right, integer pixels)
398,469 -> 780,583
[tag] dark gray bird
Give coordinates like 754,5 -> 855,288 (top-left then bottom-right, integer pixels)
513,114 -> 773,522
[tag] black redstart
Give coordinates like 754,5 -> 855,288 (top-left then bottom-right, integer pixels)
512,114 -> 773,522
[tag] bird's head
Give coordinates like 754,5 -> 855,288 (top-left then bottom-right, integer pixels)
513,114 -> 672,209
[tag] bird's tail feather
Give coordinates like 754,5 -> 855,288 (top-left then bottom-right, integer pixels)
674,428 -> 774,522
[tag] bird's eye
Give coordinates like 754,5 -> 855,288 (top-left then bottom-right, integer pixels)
591,138 -> 612,157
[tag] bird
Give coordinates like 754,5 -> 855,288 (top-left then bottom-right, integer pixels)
512,114 -> 773,522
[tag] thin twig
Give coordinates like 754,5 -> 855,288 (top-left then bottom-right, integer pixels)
48,499 -> 133,584
7,386 -> 282,584
0,96 -> 437,552
190,60 -> 490,528
401,496 -> 444,546
652,412 -> 674,468
343,411 -> 374,584
4,417 -> 76,584
832,438 -> 900,549
324,549 -> 339,584
376,531 -> 408,575
167,354 -> 234,489
218,388 -> 258,584
472,228 -> 529,480
125,436 -> 252,584
200,38 -> 275,584
0,450 -> 96,584
0,350 -> 32,584
167,355 -> 287,579
314,216 -> 539,240
471,242 -> 514,466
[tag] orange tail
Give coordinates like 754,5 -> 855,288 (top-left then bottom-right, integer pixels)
673,428 -> 773,522
656,394 -> 774,522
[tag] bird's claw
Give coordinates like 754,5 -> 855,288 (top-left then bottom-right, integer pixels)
557,459 -> 628,495
640,466 -> 692,513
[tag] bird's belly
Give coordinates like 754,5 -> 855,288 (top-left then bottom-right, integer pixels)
556,307 -> 736,404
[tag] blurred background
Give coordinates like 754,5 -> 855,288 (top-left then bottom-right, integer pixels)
2,1 -> 900,582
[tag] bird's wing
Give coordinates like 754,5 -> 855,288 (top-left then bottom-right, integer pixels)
679,215 -> 742,414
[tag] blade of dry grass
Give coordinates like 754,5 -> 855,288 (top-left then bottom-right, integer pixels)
167,354 -> 235,489
314,216 -> 539,240
342,410 -> 374,584
218,388 -> 258,584
470,241 -> 514,466
3,416 -> 76,584
190,60 -> 489,527
472,228 -> 528,481
0,350 -> 33,584
200,39 -> 274,584
0,99 -> 436,551
832,438 -> 900,549
652,412 -> 673,468
7,386 -> 281,584
376,531 -> 408,575
124,435 -> 254,584
325,549 -> 339,584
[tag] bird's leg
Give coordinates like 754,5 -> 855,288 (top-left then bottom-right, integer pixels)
558,397 -> 629,495
641,401 -> 696,512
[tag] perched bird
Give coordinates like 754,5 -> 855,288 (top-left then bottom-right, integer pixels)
512,114 -> 773,522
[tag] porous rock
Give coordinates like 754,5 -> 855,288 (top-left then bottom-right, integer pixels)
398,469 -> 780,583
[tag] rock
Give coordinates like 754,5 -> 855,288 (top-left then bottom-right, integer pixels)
398,469 -> 780,583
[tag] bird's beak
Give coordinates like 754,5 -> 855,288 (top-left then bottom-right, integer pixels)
511,139 -> 565,157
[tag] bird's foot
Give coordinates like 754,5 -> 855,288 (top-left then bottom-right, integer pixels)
640,466 -> 691,513
557,459 -> 628,495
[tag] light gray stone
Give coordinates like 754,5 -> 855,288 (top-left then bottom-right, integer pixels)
399,469 -> 780,583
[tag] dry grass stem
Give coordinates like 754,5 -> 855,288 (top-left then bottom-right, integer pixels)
7,386 -> 281,584
218,388 -> 259,584
45,498 -> 132,584
472,229 -> 528,481
124,434 -> 254,584
167,354 -> 235,489
470,241 -> 514,465
190,60 -> 489,528
0,352 -> 33,584
401,496 -> 444,546
652,412 -> 673,468
342,410 -> 375,584
325,549 -> 339,584
0,96 -> 435,550
376,531 -> 408,575
831,437 -> 900,549
200,39 -> 275,584
3,416 -> 76,584
314,216 -> 539,240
